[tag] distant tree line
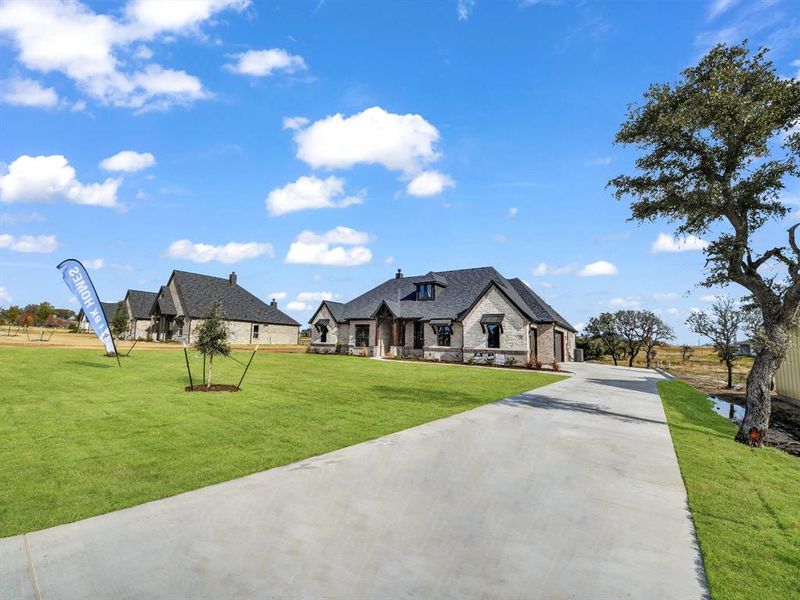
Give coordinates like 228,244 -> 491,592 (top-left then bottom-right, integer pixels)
578,310 -> 675,368
0,303 -> 77,328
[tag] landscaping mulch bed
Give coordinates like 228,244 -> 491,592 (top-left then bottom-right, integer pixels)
185,384 -> 239,392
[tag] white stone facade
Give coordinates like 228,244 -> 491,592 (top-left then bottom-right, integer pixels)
310,283 -> 576,365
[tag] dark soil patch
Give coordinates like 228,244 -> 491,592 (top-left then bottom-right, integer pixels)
185,384 -> 239,392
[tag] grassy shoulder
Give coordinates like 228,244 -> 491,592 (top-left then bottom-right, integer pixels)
0,348 -> 564,537
658,380 -> 799,600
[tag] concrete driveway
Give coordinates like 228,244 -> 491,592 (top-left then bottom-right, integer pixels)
2,362 -> 706,599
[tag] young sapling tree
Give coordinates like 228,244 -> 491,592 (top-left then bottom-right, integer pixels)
193,300 -> 231,389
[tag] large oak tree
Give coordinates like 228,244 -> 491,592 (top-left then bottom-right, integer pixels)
609,43 -> 800,446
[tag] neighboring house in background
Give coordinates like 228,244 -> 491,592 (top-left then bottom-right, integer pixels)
122,289 -> 158,340
150,270 -> 299,345
77,301 -> 122,333
775,326 -> 799,403
734,339 -> 758,357
309,266 -> 576,364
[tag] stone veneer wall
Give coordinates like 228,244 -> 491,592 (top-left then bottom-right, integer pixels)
187,319 -> 298,345
461,286 -> 529,363
127,318 -> 153,340
309,305 -> 342,353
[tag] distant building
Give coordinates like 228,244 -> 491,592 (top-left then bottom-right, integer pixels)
122,289 -> 158,340
149,270 -> 299,345
734,339 -> 758,357
77,301 -> 122,333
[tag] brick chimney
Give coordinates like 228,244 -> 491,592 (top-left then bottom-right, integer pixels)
270,298 -> 277,308
229,271 -> 237,286
395,268 -> 403,279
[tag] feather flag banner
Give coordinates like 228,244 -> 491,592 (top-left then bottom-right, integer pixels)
56,258 -> 118,356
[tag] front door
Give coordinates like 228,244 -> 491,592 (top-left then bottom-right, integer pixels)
554,331 -> 564,362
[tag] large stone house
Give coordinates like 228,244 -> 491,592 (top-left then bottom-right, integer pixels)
149,270 -> 299,345
309,266 -> 576,364
122,289 -> 158,340
77,301 -> 122,333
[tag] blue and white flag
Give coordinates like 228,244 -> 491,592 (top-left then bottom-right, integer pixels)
56,259 -> 117,355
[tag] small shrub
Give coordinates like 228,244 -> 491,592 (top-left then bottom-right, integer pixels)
505,357 -> 517,368
551,360 -> 560,372
335,342 -> 342,354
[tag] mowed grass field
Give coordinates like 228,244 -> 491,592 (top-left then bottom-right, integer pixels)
659,381 -> 800,600
0,347 -> 563,537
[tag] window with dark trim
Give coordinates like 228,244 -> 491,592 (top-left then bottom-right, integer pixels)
417,283 -> 434,301
252,324 -> 260,340
436,325 -> 451,347
355,324 -> 370,347
487,323 -> 500,348
319,325 -> 327,343
413,322 -> 424,349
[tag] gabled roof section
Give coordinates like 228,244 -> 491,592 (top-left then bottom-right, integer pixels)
508,278 -> 576,332
124,289 -> 157,319
326,266 -> 548,323
151,285 -> 176,316
170,270 -> 299,326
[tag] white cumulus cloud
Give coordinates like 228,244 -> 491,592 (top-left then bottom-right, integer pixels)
1,77 -> 59,108
578,260 -> 618,277
0,0 -> 244,111
651,233 -> 709,253
0,286 -> 11,306
406,171 -> 455,197
226,49 -> 307,77
268,291 -> 288,301
608,296 -> 641,309
293,106 -> 442,174
285,226 -> 372,266
266,175 -> 363,216
283,116 -> 309,130
166,239 -> 274,264
83,258 -> 104,270
100,150 -> 156,172
0,155 -> 120,207
531,262 -> 576,276
297,291 -> 334,302
0,233 -> 58,253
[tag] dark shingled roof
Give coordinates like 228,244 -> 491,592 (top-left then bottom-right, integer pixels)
153,285 -> 176,316
314,266 -> 575,331
79,301 -> 122,322
125,289 -> 157,319
170,270 -> 299,326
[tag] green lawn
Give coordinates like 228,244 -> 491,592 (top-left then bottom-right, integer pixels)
0,348 -> 562,537
658,380 -> 800,600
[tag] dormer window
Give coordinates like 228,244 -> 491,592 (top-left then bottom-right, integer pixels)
417,283 -> 435,301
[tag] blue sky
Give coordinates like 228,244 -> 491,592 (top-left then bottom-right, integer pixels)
1,0 -> 798,342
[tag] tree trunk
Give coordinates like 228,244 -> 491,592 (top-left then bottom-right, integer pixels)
611,354 -> 618,366
726,360 -> 733,389
207,355 -> 213,389
735,349 -> 780,447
